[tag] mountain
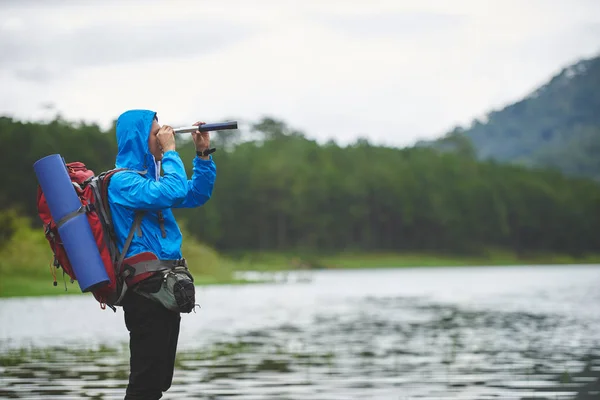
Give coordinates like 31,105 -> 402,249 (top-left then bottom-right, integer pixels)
419,54 -> 600,181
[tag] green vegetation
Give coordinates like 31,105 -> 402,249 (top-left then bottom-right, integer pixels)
225,250 -> 600,271
2,113 -> 600,259
0,210 -> 247,298
420,54 -> 600,181
2,208 -> 598,298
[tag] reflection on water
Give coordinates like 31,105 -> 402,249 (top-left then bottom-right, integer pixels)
1,266 -> 600,399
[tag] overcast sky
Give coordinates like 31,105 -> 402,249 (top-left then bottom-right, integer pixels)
1,0 -> 599,147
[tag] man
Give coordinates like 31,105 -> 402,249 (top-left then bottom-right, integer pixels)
107,109 -> 216,399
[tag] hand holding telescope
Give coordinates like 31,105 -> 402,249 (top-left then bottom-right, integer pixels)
172,120 -> 238,158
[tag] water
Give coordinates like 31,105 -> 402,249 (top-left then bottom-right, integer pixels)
1,265 -> 600,399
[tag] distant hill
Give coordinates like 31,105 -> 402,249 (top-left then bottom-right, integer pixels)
418,54 -> 600,181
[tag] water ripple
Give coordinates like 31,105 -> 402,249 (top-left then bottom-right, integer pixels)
1,266 -> 600,399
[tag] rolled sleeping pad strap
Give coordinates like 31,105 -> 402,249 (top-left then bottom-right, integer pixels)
33,154 -> 110,293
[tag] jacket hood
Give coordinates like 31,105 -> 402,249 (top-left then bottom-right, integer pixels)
115,109 -> 158,175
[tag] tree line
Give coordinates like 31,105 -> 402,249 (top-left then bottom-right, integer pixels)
1,115 -> 599,257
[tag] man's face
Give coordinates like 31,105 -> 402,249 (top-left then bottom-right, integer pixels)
148,119 -> 163,161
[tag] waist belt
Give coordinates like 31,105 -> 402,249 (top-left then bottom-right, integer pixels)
121,258 -> 188,281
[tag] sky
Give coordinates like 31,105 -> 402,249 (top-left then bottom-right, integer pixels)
1,0 -> 599,147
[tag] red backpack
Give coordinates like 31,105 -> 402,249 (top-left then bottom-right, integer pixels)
36,162 -> 150,311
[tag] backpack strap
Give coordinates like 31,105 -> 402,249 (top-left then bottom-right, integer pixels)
112,211 -> 145,306
116,211 -> 145,272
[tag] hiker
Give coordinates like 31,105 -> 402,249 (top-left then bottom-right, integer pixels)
107,109 -> 216,399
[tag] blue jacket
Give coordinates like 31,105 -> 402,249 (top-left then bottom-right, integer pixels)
107,109 -> 216,260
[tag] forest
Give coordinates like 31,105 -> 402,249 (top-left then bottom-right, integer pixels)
1,114 -> 599,260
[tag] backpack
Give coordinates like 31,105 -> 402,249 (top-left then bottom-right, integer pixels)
36,162 -> 146,311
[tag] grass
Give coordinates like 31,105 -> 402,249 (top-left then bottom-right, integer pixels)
0,273 -> 251,298
224,249 -> 600,271
0,212 -> 250,299
0,275 -> 82,298
1,210 -> 599,299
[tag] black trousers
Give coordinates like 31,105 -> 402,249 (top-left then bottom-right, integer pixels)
122,289 -> 181,400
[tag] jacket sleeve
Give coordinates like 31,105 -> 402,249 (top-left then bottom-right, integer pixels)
108,150 -> 189,210
173,155 -> 217,209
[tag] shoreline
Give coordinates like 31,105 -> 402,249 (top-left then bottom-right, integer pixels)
2,251 -> 599,299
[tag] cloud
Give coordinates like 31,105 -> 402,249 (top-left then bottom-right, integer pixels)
0,0 -> 599,148
13,66 -> 63,83
0,5 -> 260,83
314,11 -> 467,39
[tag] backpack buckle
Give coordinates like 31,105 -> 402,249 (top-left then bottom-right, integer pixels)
121,264 -> 136,280
176,258 -> 187,268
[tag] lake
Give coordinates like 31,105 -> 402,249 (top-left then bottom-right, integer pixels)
1,265 -> 600,399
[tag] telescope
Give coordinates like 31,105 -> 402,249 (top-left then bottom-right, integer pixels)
173,121 -> 238,134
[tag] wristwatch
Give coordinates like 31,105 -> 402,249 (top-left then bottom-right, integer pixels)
196,148 -> 216,157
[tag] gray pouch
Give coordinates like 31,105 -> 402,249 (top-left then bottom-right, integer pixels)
135,266 -> 197,313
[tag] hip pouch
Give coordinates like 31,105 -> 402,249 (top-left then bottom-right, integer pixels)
133,263 -> 197,314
